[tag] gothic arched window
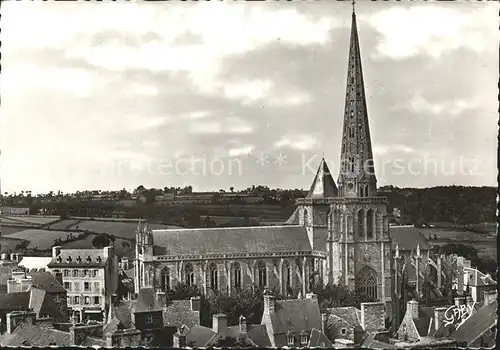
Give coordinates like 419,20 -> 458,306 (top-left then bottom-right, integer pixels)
257,261 -> 267,289
185,263 -> 194,287
356,266 -> 378,300
161,267 -> 170,291
209,263 -> 218,291
357,210 -> 365,239
366,209 -> 374,239
232,262 -> 241,290
283,261 -> 291,291
346,214 -> 353,238
303,209 -> 309,227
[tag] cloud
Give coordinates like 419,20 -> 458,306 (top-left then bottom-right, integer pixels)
365,5 -> 496,60
228,145 -> 255,157
274,134 -> 321,151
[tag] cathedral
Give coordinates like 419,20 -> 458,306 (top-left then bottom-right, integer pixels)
135,7 -> 393,313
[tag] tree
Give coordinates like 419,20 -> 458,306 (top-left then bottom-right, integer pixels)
92,235 -> 111,249
213,336 -> 254,348
230,187 -> 234,193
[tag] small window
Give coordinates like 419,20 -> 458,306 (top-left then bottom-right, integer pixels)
146,314 -> 153,324
74,296 -> 80,304
84,296 -> 90,305
63,270 -> 69,277
83,269 -> 89,277
84,282 -> 90,291
301,334 -> 308,345
72,270 -> 78,278
94,296 -> 100,305
287,334 -> 294,346
341,328 -> 347,335
64,282 -> 71,291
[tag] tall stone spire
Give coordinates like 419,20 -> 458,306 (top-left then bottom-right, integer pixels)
338,5 -> 377,198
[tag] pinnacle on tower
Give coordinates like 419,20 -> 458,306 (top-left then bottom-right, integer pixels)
306,158 -> 338,199
337,5 -> 377,198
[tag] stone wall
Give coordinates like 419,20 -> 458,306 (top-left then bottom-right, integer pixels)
360,302 -> 385,331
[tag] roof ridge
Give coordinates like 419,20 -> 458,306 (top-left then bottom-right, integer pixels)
152,224 -> 303,232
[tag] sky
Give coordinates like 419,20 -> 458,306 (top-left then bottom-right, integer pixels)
1,1 -> 498,195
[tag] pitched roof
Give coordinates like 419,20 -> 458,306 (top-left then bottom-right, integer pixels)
133,287 -> 162,313
211,324 -> 272,347
453,300 -> 498,345
185,324 -> 217,347
271,299 -> 322,335
306,158 -> 338,199
327,306 -> 362,329
360,333 -> 396,349
390,226 -> 431,251
163,300 -> 199,328
464,267 -> 496,287
308,328 -> 334,347
0,322 -> 72,347
284,208 -> 300,225
151,225 -> 312,256
18,257 -> 52,271
48,249 -> 108,268
0,291 -> 30,311
29,272 -> 66,293
413,306 -> 434,337
28,288 -> 46,316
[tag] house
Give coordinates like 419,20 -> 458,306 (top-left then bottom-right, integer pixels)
460,267 -> 496,303
163,297 -> 201,329
395,299 -> 457,348
260,293 -> 333,348
173,313 -> 272,348
47,245 -> 119,322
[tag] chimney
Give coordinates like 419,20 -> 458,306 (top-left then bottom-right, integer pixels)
483,290 -> 497,305
6,311 -> 37,334
321,313 -> 328,334
52,246 -> 61,259
361,302 -> 386,332
103,246 -> 114,259
434,307 -> 448,331
173,325 -> 188,348
16,254 -> 23,263
465,296 -> 474,309
407,299 -> 419,320
212,313 -> 228,337
239,315 -> 247,333
190,296 -> 201,311
156,291 -> 166,309
70,323 -> 104,346
1,253 -> 7,260
9,253 -> 15,261
454,297 -> 465,307
264,295 -> 275,313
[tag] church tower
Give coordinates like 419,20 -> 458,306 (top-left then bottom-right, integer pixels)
291,3 -> 392,313
332,4 -> 392,310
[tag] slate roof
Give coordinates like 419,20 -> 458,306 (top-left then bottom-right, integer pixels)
163,300 -> 200,328
284,208 -> 300,225
28,288 -> 46,316
29,272 -> 66,293
413,306 -> 434,337
48,249 -> 108,268
185,324 -> 217,347
271,299 -> 322,335
390,226 -> 431,251
305,158 -> 338,199
308,328 -> 334,347
0,291 -> 30,311
360,333 -> 396,349
464,267 -> 496,287
134,287 -> 162,313
0,321 -> 72,347
453,299 -> 498,345
327,306 -> 362,329
151,225 -> 312,256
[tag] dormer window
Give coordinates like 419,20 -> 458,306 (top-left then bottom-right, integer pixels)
56,256 -> 62,263
287,332 -> 294,346
76,256 -> 82,263
86,256 -> 92,263
96,256 -> 102,263
66,257 -> 72,263
341,328 -> 347,336
300,331 -> 309,345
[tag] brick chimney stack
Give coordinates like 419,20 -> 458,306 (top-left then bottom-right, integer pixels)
264,295 -> 275,313
361,302 -> 386,332
212,314 -> 228,337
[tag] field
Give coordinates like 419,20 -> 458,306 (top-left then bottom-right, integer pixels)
419,227 -> 497,261
61,234 -> 134,257
2,215 -> 60,225
1,226 -> 31,235
65,220 -> 173,240
47,219 -> 81,230
0,237 -> 29,253
4,229 -> 75,250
